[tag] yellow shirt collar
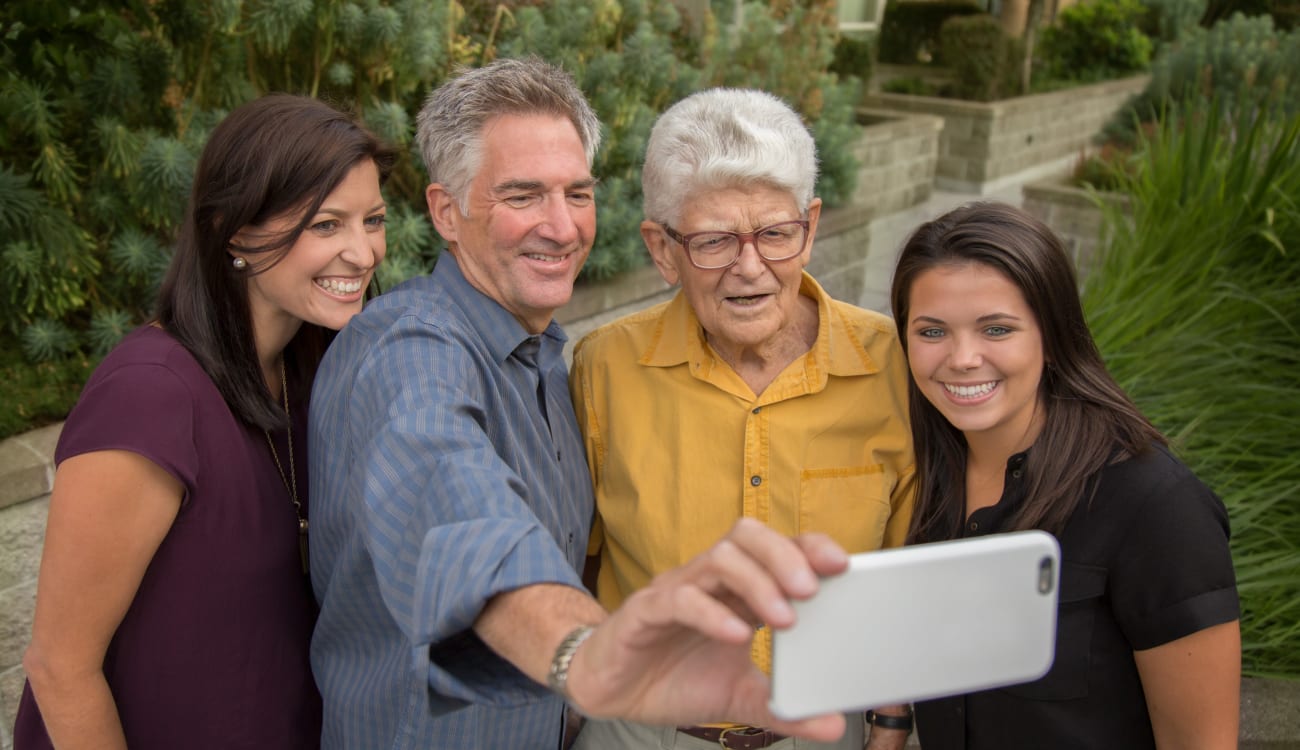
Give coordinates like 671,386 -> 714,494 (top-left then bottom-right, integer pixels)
640,271 -> 883,387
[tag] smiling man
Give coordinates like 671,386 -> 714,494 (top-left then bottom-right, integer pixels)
306,60 -> 857,750
569,88 -> 920,750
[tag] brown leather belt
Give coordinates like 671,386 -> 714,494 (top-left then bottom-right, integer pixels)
677,725 -> 787,749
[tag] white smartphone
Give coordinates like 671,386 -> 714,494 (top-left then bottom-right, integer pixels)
769,530 -> 1060,720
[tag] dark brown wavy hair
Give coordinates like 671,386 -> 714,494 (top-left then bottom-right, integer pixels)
156,94 -> 395,431
889,202 -> 1164,541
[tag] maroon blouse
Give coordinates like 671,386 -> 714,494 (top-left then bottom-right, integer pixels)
14,326 -> 321,748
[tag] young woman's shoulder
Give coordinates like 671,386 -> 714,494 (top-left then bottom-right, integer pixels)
55,326 -> 222,487
1099,442 -> 1222,517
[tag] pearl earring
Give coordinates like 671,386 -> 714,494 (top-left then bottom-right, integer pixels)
232,257 -> 248,270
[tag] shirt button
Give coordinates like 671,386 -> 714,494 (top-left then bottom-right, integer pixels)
968,521 -> 979,531
750,475 -> 762,486
1012,469 -> 1023,478
752,407 -> 762,414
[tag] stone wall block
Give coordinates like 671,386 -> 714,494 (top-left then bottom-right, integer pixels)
0,498 -> 47,592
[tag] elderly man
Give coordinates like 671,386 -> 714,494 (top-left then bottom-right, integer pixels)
569,88 -> 918,750
308,59 -> 851,750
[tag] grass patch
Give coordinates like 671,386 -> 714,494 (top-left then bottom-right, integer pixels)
0,333 -> 97,440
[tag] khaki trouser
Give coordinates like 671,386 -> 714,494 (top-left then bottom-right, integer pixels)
572,715 -> 865,750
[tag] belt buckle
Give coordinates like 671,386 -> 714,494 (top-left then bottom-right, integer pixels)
718,726 -> 775,749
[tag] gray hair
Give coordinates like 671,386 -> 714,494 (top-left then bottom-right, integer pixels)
415,56 -> 602,212
641,88 -> 818,226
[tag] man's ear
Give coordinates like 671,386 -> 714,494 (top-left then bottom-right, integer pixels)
641,220 -> 680,286
798,197 -> 823,269
426,183 -> 459,245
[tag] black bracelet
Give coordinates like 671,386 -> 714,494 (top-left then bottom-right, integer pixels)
866,709 -> 914,733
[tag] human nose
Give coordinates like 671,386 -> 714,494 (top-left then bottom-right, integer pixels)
947,334 -> 983,371
340,222 -> 380,269
535,194 -> 581,246
728,235 -> 767,278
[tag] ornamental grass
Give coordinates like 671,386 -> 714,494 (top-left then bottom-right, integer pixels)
1082,99 -> 1300,677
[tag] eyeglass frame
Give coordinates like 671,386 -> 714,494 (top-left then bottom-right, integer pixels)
659,219 -> 811,270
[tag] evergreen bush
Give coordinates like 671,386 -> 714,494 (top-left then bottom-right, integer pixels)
1038,0 -> 1154,82
938,14 -> 1021,101
830,33 -> 874,95
1139,0 -> 1209,46
0,0 -> 863,436
877,0 -> 983,65
1104,13 -> 1300,144
1204,0 -> 1300,31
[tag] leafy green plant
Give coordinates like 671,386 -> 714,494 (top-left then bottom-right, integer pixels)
1104,13 -> 1300,145
1038,0 -> 1154,82
1204,0 -> 1300,30
1069,143 -> 1139,191
830,33 -> 874,93
881,75 -> 941,96
0,340 -> 98,439
1083,100 -> 1300,677
877,0 -> 983,65
939,14 -> 1021,101
1139,0 -> 1209,46
0,0 -> 865,435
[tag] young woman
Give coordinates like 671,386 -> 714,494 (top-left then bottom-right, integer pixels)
16,94 -> 394,749
889,202 -> 1241,750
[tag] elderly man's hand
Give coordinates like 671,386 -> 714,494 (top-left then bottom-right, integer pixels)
564,518 -> 850,742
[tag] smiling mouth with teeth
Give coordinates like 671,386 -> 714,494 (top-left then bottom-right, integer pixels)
944,381 -> 998,398
524,252 -> 568,263
315,277 -> 364,294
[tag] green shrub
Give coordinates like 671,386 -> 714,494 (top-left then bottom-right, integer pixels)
0,340 -> 98,439
877,0 -> 983,64
882,75 -> 941,96
1084,101 -> 1300,677
0,0 -> 864,433
1039,0 -> 1154,82
938,14 -> 1021,101
830,33 -> 874,94
1140,0 -> 1209,45
1205,0 -> 1300,30
1104,14 -> 1300,144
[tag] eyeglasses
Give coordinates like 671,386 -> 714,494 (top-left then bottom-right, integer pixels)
661,219 -> 810,270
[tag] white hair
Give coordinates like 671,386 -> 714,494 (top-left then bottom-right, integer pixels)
641,88 -> 818,226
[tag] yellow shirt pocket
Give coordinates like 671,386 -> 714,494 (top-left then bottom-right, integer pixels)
798,465 -> 892,554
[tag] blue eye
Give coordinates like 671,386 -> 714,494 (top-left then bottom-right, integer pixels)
365,214 -> 387,229
985,325 -> 1012,336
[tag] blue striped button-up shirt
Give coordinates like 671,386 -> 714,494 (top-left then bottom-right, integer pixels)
308,252 -> 594,749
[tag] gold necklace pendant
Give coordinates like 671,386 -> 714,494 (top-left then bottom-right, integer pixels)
265,358 -> 309,575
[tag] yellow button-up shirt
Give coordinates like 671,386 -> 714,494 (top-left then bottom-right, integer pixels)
569,272 -> 916,672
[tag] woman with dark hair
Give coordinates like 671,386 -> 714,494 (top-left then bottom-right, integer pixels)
16,94 -> 394,749
889,202 -> 1240,749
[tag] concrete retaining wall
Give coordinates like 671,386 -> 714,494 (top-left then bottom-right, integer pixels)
1022,179 -> 1130,275
864,75 -> 1149,194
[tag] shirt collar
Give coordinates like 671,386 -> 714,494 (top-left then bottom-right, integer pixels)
639,272 -> 883,384
434,250 -> 568,364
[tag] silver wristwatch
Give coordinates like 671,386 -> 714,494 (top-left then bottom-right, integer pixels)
547,624 -> 595,701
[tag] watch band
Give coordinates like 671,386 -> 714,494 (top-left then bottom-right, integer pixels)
866,708 -> 914,733
547,624 -> 595,701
